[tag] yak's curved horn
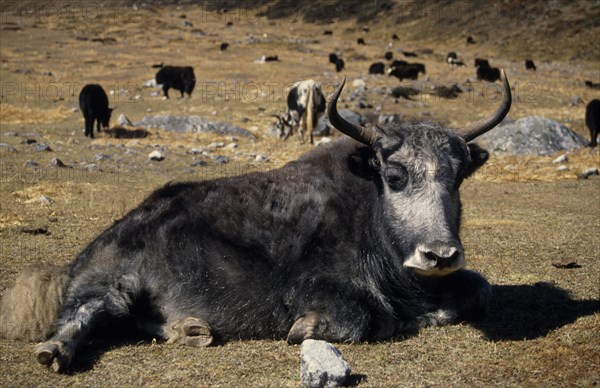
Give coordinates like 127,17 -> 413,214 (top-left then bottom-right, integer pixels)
327,77 -> 379,147
458,69 -> 512,142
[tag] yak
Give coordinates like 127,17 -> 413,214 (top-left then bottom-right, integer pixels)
586,99 -> 600,147
78,84 -> 113,139
272,79 -> 326,144
155,65 -> 196,99
0,73 -> 512,374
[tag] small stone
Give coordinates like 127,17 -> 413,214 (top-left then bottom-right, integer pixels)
0,143 -> 17,152
254,154 -> 268,162
552,154 -> 568,164
93,153 -> 112,162
556,165 -> 568,172
34,143 -> 52,152
351,79 -> 366,88
83,163 -> 99,171
213,155 -> 229,164
38,195 -> 53,205
227,142 -> 238,149
208,142 -> 225,149
315,137 -> 332,147
49,158 -> 66,167
148,150 -> 164,161
23,160 -> 39,167
191,160 -> 208,167
300,339 -> 351,388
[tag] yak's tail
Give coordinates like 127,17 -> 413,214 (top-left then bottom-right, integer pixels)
306,87 -> 315,143
0,266 -> 70,341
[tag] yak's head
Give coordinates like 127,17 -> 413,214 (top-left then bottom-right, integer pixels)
328,73 -> 511,276
271,111 -> 300,140
99,107 -> 114,129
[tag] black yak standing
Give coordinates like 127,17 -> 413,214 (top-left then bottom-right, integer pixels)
78,84 -> 113,139
586,99 -> 600,147
155,65 -> 196,98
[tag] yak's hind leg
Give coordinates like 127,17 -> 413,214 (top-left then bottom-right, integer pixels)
35,273 -> 141,372
415,269 -> 491,329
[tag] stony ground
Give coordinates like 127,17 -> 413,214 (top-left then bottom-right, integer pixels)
0,1 -> 599,386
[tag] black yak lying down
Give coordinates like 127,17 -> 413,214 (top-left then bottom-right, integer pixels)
0,73 -> 512,374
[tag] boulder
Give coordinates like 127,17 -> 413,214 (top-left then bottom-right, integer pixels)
478,116 -> 587,155
135,116 -> 255,138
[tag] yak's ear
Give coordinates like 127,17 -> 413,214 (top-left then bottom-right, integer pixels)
465,143 -> 489,178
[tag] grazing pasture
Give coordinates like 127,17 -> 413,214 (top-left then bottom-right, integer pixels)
0,1 -> 598,386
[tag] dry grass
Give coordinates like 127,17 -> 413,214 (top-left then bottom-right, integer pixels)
0,1 -> 599,386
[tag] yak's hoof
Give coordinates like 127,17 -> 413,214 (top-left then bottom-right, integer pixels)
35,341 -> 72,373
287,312 -> 320,344
167,317 -> 213,347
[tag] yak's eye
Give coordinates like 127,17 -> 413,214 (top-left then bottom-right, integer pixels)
384,165 -> 408,191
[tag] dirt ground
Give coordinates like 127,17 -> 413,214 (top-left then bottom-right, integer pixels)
0,1 -> 599,386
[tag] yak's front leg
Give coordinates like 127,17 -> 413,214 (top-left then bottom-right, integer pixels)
286,279 -> 392,344
414,269 -> 492,329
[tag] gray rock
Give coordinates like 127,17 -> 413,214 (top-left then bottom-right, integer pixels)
49,158 -> 66,167
93,153 -> 112,162
23,160 -> 39,167
191,160 -> 208,167
135,115 -> 255,138
570,95 -> 582,106
212,155 -> 229,164
300,339 -> 351,388
0,143 -> 17,152
34,143 -> 52,152
478,116 -> 588,155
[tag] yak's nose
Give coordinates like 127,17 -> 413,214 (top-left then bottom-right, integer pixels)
423,246 -> 462,269
403,241 -> 465,276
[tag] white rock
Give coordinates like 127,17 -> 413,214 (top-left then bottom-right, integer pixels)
351,79 -> 366,88
117,114 -> 133,126
315,137 -> 332,147
148,150 -> 164,161
552,154 -> 568,164
556,165 -> 568,172
143,79 -> 157,88
300,339 -> 351,388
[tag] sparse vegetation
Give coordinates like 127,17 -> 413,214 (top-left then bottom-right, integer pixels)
0,1 -> 598,386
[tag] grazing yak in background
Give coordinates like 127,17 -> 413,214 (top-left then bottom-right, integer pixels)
475,60 -> 501,82
388,63 -> 426,81
0,73 -> 512,374
474,58 -> 490,68
155,65 -> 196,98
78,84 -> 113,139
272,79 -> 326,144
369,62 -> 386,74
586,99 -> 600,147
525,59 -> 536,71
